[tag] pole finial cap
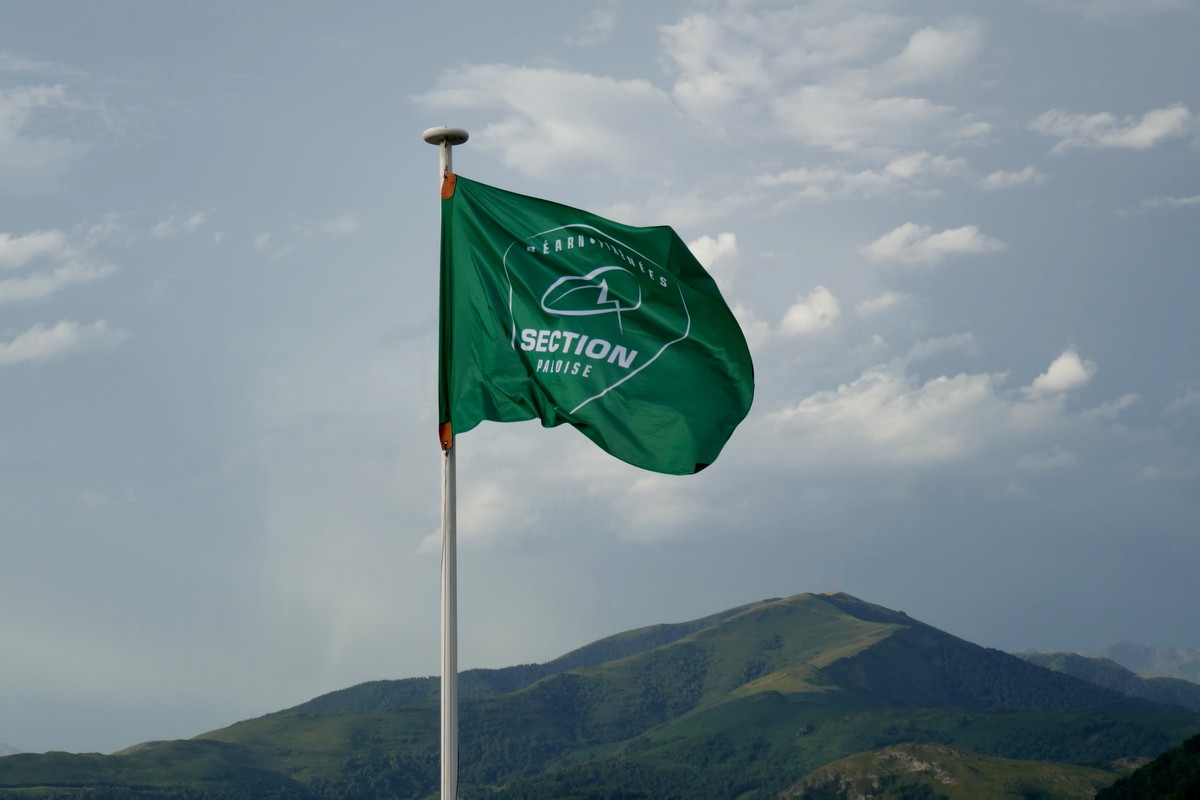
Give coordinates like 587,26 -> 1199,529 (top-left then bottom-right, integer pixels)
423,127 -> 469,146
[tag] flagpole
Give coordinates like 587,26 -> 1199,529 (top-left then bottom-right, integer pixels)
424,125 -> 468,800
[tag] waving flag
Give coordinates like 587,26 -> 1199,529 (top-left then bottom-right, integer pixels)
438,173 -> 753,475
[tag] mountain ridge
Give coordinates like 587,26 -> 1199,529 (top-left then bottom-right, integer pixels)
3,590 -> 1198,799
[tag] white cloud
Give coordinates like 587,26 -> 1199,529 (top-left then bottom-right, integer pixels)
566,7 -> 616,46
1140,194 -> 1200,209
759,151 -> 967,200
417,65 -> 681,177
151,211 -> 208,239
764,350 -> 1125,473
0,320 -> 128,365
688,232 -> 738,291
981,166 -> 1046,190
1026,349 -> 1096,397
731,302 -> 770,353
862,222 -> 1005,265
1029,0 -> 1192,19
0,229 -> 68,270
770,366 -> 1007,465
780,286 -> 840,336
904,332 -> 978,364
688,231 -> 738,270
318,214 -> 360,236
1165,388 -> 1200,415
0,85 -> 90,191
0,260 -> 117,304
614,475 -> 705,542
872,18 -> 985,90
665,8 -> 984,150
772,85 -> 960,152
856,291 -> 906,317
1031,105 -> 1191,154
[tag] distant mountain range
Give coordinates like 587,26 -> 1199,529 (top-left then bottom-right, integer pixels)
1100,641 -> 1200,683
2,591 -> 1199,799
1016,650 -> 1200,711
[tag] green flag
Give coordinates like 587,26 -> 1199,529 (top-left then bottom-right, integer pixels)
438,173 -> 753,475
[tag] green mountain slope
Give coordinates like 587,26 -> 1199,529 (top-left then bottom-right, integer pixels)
1098,731 -> 1200,799
779,742 -> 1117,799
269,600 -> 759,715
1016,651 -> 1200,711
3,592 -> 1198,800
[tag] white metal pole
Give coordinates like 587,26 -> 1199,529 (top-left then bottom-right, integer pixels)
423,125 -> 468,800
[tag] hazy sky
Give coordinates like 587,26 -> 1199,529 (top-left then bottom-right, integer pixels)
2,0 -> 1198,755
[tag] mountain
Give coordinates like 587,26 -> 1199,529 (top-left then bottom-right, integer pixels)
267,600 -> 759,716
0,745 -> 19,758
1016,651 -> 1200,711
1102,641 -> 1200,683
2,591 -> 1199,799
1096,731 -> 1200,799
778,742 -> 1118,799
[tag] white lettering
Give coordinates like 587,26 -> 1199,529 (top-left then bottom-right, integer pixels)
608,345 -> 637,368
585,339 -> 611,360
523,329 -> 639,371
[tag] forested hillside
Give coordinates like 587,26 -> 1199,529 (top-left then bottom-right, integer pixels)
3,592 -> 1198,800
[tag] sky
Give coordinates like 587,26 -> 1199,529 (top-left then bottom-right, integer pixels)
2,0 -> 1198,755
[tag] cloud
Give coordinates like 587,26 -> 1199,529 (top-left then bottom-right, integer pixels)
0,260 -> 117,304
773,85 -> 962,153
318,214 -> 360,236
417,65 -> 682,177
1031,105 -> 1191,153
1028,0 -> 1192,19
1165,387 -> 1200,415
856,291 -> 906,317
566,7 -> 616,46
0,50 -> 89,79
1026,349 -> 1096,396
980,166 -> 1046,190
764,347 -> 1126,475
151,211 -> 208,239
0,85 -> 90,191
688,232 -> 738,291
1139,194 -> 1200,209
872,18 -> 985,90
0,320 -> 128,365
904,332 -> 978,364
0,221 -> 122,304
861,222 -> 1005,265
758,151 -> 967,200
660,6 -> 986,151
780,286 -> 840,336
0,229 -> 68,270
730,302 -> 770,353
770,365 -> 1007,466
